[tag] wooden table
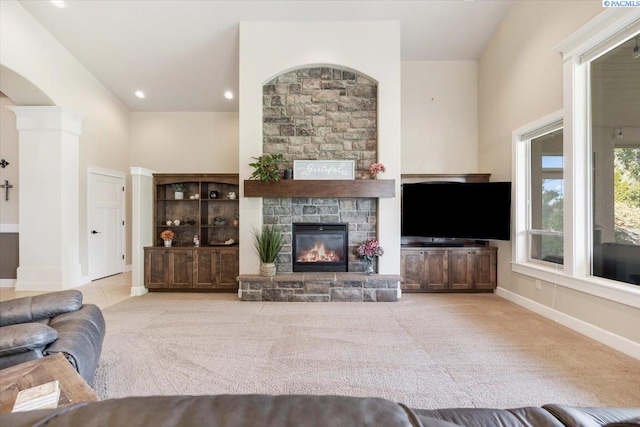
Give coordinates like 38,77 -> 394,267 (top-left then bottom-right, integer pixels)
0,353 -> 99,413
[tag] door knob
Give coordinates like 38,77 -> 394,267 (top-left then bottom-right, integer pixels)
91,230 -> 101,234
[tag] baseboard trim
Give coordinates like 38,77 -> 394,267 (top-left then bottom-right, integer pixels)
130,286 -> 148,297
495,287 -> 640,360
124,264 -> 132,273
0,279 -> 16,288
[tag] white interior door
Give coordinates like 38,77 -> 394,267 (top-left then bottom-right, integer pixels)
88,168 -> 125,280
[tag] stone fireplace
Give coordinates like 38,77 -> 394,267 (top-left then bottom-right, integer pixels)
236,62 -> 401,301
238,21 -> 402,282
262,66 -> 379,273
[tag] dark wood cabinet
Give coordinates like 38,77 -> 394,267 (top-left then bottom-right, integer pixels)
401,249 -> 449,291
400,246 -> 497,292
193,248 -> 239,290
145,248 -> 169,289
145,247 -> 238,291
144,248 -> 192,290
469,248 -> 497,290
144,173 -> 239,292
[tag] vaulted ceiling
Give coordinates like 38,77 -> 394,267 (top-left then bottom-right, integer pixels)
17,0 -> 514,112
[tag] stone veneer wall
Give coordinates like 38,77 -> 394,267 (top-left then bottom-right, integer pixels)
262,67 -> 379,273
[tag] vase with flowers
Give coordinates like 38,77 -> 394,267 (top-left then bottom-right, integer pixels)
357,238 -> 384,275
369,162 -> 386,179
160,229 -> 175,247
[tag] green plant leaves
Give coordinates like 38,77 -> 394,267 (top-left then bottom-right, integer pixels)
251,225 -> 284,263
248,154 -> 285,182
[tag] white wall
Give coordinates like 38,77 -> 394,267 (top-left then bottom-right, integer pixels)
401,61 -> 478,174
130,112 -> 239,173
0,0 -> 131,277
479,2 -> 640,352
0,93 -> 18,226
239,21 -> 402,275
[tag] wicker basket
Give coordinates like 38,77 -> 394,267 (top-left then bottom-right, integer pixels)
260,262 -> 276,277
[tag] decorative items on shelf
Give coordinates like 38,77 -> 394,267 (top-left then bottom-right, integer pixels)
357,238 -> 384,275
233,213 -> 239,227
209,190 -> 219,199
227,191 -> 237,199
213,216 -> 226,226
171,183 -> 186,200
252,225 -> 284,277
369,162 -> 386,179
160,229 -> 175,247
248,153 -> 285,182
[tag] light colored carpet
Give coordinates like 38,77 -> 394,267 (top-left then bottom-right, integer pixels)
91,292 -> 640,409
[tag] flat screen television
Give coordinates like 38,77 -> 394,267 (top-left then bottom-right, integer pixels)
402,181 -> 512,242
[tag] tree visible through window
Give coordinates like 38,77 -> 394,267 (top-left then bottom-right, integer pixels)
529,129 -> 563,265
614,147 -> 640,245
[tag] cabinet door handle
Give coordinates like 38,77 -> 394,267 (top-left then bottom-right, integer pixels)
91,230 -> 101,234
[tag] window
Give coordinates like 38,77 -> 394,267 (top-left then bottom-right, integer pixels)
513,13 -> 640,307
528,129 -> 564,265
590,35 -> 640,286
511,11 -> 640,359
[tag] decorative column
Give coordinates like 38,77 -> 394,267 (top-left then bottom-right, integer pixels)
130,167 -> 154,296
9,106 -> 85,291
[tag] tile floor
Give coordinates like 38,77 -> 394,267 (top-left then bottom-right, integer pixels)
0,272 -> 133,310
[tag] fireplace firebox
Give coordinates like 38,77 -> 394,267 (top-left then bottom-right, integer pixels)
292,223 -> 348,272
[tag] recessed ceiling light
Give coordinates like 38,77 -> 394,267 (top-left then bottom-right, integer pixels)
50,0 -> 65,8
134,90 -> 146,99
224,90 -> 234,100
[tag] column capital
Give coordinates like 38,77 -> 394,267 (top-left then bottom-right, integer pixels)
7,106 -> 86,136
130,167 -> 154,177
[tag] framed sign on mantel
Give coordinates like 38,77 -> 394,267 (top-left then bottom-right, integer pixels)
293,160 -> 355,180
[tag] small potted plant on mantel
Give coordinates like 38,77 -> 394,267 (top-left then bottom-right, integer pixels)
251,225 -> 284,277
171,183 -> 186,200
248,153 -> 285,182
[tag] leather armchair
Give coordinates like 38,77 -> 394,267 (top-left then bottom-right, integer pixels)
0,290 -> 105,382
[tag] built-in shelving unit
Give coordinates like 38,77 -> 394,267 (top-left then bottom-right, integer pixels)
154,174 -> 239,247
144,173 -> 239,292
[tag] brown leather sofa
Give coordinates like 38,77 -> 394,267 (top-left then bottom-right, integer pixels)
1,395 -> 639,426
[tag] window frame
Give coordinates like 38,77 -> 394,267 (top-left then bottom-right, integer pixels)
524,122 -> 565,267
513,111 -> 565,270
511,9 -> 640,310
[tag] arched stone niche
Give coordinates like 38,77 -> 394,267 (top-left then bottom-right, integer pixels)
262,66 -> 378,178
261,66 -> 380,273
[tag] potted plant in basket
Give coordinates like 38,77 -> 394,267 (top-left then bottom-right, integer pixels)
357,238 -> 384,275
171,183 -> 186,200
251,225 -> 284,277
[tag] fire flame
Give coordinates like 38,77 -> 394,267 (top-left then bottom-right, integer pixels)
297,242 -> 340,263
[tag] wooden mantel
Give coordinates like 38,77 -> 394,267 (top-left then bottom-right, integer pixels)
244,179 -> 395,198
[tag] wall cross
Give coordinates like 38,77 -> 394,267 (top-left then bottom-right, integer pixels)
0,180 -> 13,201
